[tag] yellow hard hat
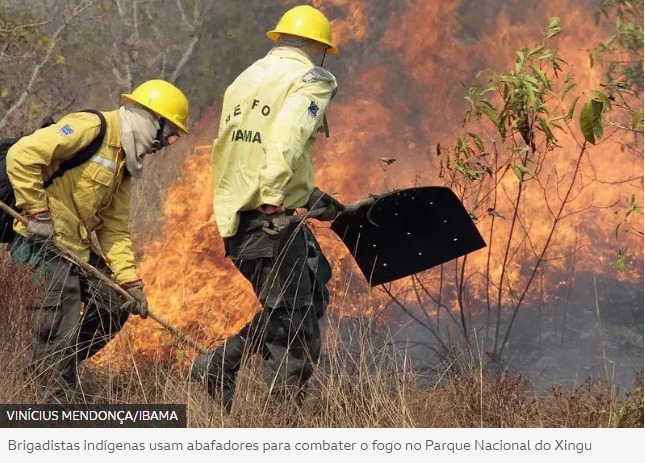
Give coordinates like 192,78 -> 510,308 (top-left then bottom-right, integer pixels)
266,5 -> 338,55
122,79 -> 189,133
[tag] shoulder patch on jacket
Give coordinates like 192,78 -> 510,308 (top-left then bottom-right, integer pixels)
59,124 -> 74,136
303,66 -> 335,84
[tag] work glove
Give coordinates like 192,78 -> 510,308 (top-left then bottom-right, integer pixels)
306,188 -> 345,221
258,204 -> 291,239
120,280 -> 149,319
26,211 -> 55,242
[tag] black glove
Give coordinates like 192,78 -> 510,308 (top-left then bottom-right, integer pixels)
26,211 -> 55,242
120,280 -> 149,319
306,188 -> 345,221
260,213 -> 291,238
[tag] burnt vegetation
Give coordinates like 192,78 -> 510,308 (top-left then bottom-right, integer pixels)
0,254 -> 642,427
0,0 -> 643,426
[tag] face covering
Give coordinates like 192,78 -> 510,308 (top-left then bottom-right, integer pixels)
118,105 -> 158,178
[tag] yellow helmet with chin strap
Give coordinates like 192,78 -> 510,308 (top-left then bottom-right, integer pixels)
122,79 -> 189,133
266,5 -> 338,55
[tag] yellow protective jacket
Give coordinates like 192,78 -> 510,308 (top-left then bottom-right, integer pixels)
211,46 -> 338,237
7,110 -> 139,284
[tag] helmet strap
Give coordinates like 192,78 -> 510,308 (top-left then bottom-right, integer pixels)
151,117 -> 165,152
320,47 -> 327,66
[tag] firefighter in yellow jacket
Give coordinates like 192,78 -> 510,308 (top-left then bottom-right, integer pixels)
192,5 -> 344,409
7,79 -> 189,403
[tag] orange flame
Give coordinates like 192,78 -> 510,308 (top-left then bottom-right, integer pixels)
105,0 -> 642,359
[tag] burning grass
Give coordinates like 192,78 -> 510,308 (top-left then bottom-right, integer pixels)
0,256 -> 642,428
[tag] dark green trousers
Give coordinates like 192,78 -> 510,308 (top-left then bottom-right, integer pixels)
193,216 -> 330,407
11,235 -> 128,403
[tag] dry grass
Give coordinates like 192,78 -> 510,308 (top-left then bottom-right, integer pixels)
0,253 -> 642,428
0,250 -> 42,403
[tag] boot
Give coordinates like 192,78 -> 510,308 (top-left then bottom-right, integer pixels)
191,336 -> 245,411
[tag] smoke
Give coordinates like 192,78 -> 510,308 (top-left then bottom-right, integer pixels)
111,0 -> 643,387
384,271 -> 643,389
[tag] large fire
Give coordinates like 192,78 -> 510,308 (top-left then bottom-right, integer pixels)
104,0 -> 643,361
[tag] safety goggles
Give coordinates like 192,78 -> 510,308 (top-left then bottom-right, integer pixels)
150,117 -> 180,152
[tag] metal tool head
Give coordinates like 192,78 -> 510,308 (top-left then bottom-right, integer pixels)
331,187 -> 486,286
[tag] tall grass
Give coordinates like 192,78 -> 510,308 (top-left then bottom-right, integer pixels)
0,252 -> 642,427
0,250 -> 41,403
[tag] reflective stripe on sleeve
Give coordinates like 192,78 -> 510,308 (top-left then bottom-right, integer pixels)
90,155 -> 116,171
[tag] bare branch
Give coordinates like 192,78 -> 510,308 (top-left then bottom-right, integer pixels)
0,18 -> 53,33
169,34 -> 198,83
175,0 -> 194,31
170,0 -> 216,83
499,142 -> 589,357
0,1 -> 96,130
114,0 -> 124,18
412,274 -> 461,328
380,284 -> 449,353
585,174 -> 644,185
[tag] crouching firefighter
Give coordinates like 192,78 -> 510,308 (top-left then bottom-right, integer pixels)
5,79 -> 189,403
192,5 -> 344,410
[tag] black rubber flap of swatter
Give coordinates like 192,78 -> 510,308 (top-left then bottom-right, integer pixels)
331,187 -> 486,286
